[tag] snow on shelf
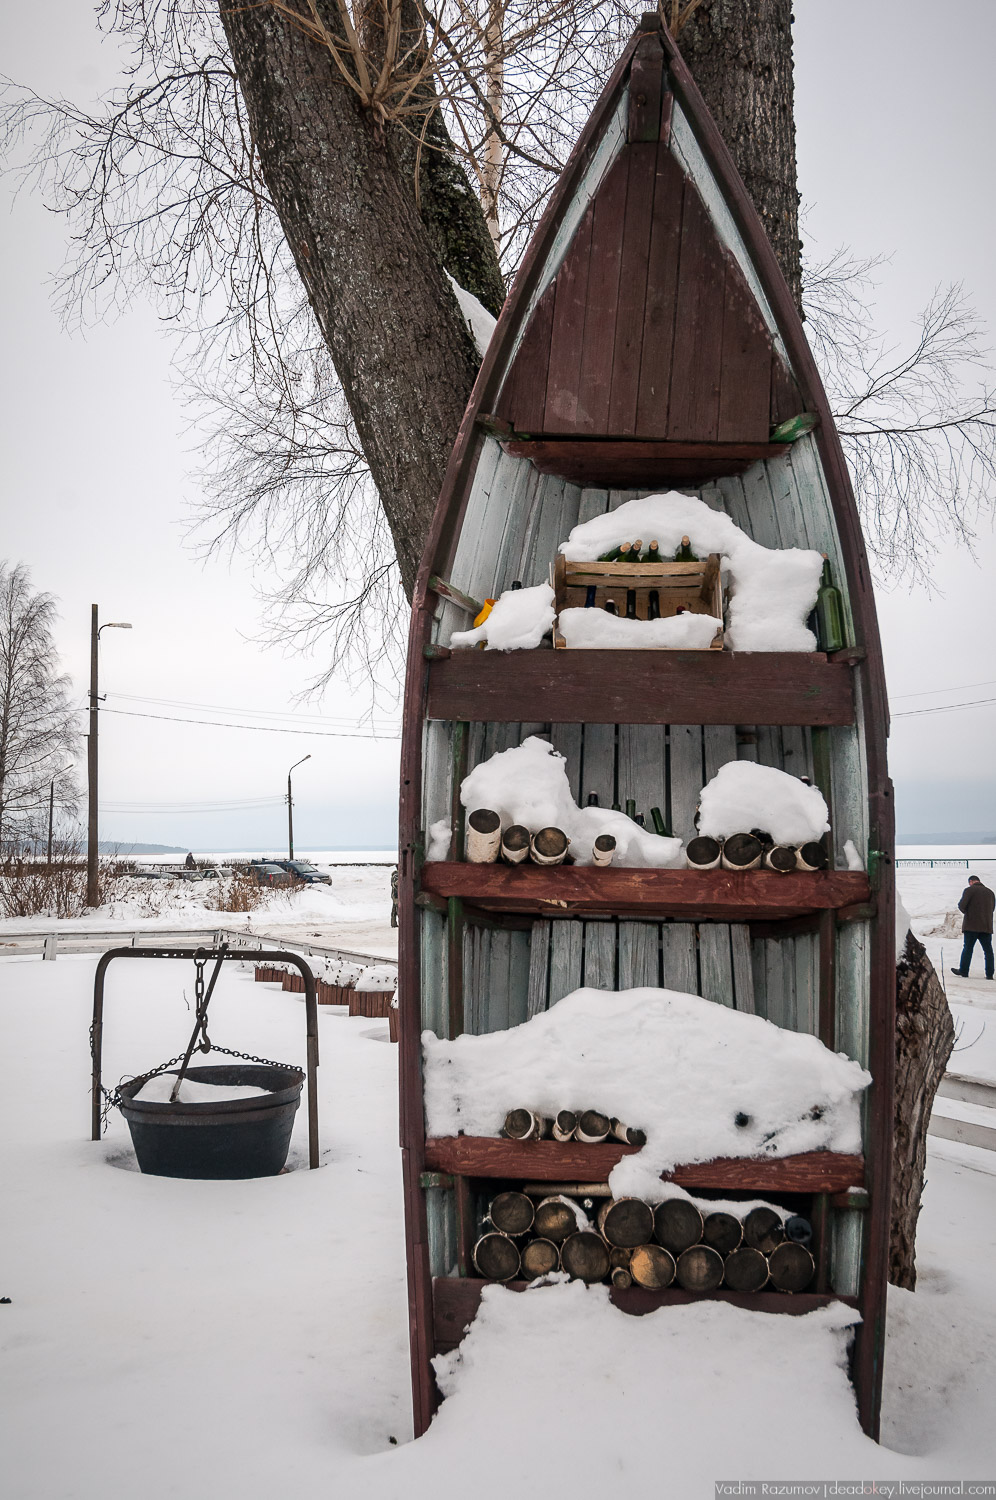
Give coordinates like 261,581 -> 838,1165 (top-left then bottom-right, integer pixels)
423,987 -> 870,1200
557,607 -> 722,650
698,760 -> 830,846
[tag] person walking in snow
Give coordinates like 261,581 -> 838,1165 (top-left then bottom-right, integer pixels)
184,851 -> 196,870
951,874 -> 995,979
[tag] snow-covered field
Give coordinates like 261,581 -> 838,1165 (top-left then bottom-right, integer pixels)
2,856 -> 995,1494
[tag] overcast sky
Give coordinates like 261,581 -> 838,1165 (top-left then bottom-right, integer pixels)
2,0 -> 994,850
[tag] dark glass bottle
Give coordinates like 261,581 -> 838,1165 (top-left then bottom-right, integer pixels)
650,806 -> 670,837
597,546 -> 622,562
624,798 -> 637,820
584,584 -> 597,608
586,792 -> 599,807
629,539 -> 643,563
603,598 -> 618,616
815,554 -> 845,652
647,589 -> 661,620
625,589 -> 638,619
645,540 -> 660,564
511,580 -> 523,590
674,535 -> 697,562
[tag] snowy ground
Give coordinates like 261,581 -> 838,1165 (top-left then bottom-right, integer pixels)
0,859 -> 399,961
3,857 -> 995,1494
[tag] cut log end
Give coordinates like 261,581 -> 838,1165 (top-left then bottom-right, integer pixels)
552,1109 -> 578,1142
743,1206 -> 785,1254
520,1238 -> 561,1278
502,1108 -> 547,1141
797,841 -> 828,871
686,835 -> 722,870
767,1241 -> 815,1293
629,1243 -> 676,1289
721,833 -> 763,871
676,1243 -> 725,1292
489,1190 -> 535,1236
722,1245 -> 769,1293
530,826 -> 571,865
561,1230 -> 611,1283
466,808 -> 502,863
654,1198 -> 704,1255
576,1109 -> 611,1144
473,1232 -> 521,1282
765,845 -> 798,874
500,825 -> 531,864
534,1197 -> 583,1243
702,1211 -> 743,1255
597,1196 -> 656,1248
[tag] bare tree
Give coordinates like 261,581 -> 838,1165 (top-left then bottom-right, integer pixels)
0,562 -> 80,851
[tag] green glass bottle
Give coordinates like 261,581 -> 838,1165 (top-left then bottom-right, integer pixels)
650,806 -> 671,838
597,545 -> 622,562
815,554 -> 845,652
645,540 -> 661,564
628,540 -> 643,563
674,535 -> 698,562
625,589 -> 638,619
586,792 -> 599,807
624,798 -> 637,820
603,598 -> 619,616
647,589 -> 661,620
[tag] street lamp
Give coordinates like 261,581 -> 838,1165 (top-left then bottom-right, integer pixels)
286,754 -> 311,861
87,608 -> 132,907
48,764 -> 74,865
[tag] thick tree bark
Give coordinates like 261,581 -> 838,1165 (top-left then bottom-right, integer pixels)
217,2 -> 502,598
891,929 -> 956,1289
676,0 -> 803,313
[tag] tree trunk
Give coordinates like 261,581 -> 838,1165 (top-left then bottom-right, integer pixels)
217,1 -> 502,599
890,929 -> 956,1289
675,0 -> 802,312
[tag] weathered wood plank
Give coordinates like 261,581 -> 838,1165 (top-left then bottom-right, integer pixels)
667,182 -> 725,442
618,920 -> 660,987
420,864 -> 871,919
660,922 -> 698,993
549,919 -> 584,1003
698,922 -> 734,1006
498,281 -> 555,435
717,252 -> 772,443
627,35 -> 665,143
424,1137 -> 866,1189
668,724 -> 703,846
730,924 -> 756,1013
576,154 -> 630,434
635,146 -> 684,438
526,921 -> 552,1017
607,145 -> 657,436
584,919 -> 617,988
426,652 -> 856,727
544,207 -> 595,429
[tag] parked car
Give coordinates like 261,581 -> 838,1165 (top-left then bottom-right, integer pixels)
250,863 -> 292,887
273,860 -> 332,885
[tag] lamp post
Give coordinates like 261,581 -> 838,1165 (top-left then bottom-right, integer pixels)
86,608 -> 132,907
47,765 -> 74,865
286,755 -> 311,861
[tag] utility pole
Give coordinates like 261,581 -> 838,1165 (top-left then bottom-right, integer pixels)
86,608 -> 132,907
287,755 -> 311,861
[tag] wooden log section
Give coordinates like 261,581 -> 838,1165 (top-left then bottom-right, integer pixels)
534,1196 -> 587,1243
702,1211 -> 743,1255
425,651 -> 856,727
686,836 -> 721,870
552,1110 -> 578,1142
473,1232 -> 521,1281
561,1231 -> 611,1282
797,841 -> 829,872
676,1244 -> 725,1292
654,1198 -> 704,1255
592,834 -> 616,867
466,808 -> 502,863
768,1242 -> 816,1293
611,1119 -> 647,1147
520,1238 -> 561,1278
611,1267 -> 634,1289
530,827 -> 571,866
597,1197 -> 655,1248
764,845 -> 799,874
500,825 -> 531,865
743,1207 -> 786,1254
576,1110 -> 611,1144
423,1138 -> 866,1192
630,1244 -> 676,1289
419,865 -> 872,921
502,1109 -> 548,1141
488,1191 -> 535,1236
722,1246 -> 769,1293
721,834 -> 763,872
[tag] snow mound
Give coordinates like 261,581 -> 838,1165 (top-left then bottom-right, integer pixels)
426,818 -> 453,863
431,1284 -> 873,1477
134,1076 -> 270,1104
559,492 -> 824,652
697,760 -> 830,845
446,272 -> 497,357
459,735 -> 683,868
558,608 -> 722,650
423,986 -> 870,1198
355,964 -> 397,992
451,583 -> 555,651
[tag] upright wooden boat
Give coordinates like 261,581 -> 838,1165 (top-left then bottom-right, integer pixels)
399,14 -> 894,1440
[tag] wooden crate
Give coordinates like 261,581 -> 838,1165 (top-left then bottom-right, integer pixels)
552,552 -> 724,649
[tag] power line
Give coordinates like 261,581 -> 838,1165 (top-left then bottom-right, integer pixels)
100,707 -> 401,740
892,696 -> 996,719
107,690 -> 399,731
890,677 -> 996,701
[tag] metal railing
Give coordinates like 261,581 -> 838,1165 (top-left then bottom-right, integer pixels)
0,925 -> 394,969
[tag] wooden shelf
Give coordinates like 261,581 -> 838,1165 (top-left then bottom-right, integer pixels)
423,1137 -> 865,1191
433,1278 -> 858,1350
502,438 -> 789,487
419,864 -> 871,921
426,649 -> 855,726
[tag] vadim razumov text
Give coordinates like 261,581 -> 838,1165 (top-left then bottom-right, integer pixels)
716,1484 -> 996,1498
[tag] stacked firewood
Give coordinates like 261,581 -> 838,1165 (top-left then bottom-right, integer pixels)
502,1108 -> 645,1145
473,1191 -> 815,1294
465,810 -> 589,867
685,832 -> 828,873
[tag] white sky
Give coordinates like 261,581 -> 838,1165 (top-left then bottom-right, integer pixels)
1,0 -> 994,848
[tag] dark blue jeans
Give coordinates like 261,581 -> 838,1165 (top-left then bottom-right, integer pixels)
958,931 -> 994,977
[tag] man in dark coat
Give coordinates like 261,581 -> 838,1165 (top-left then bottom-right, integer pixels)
951,874 -> 995,979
